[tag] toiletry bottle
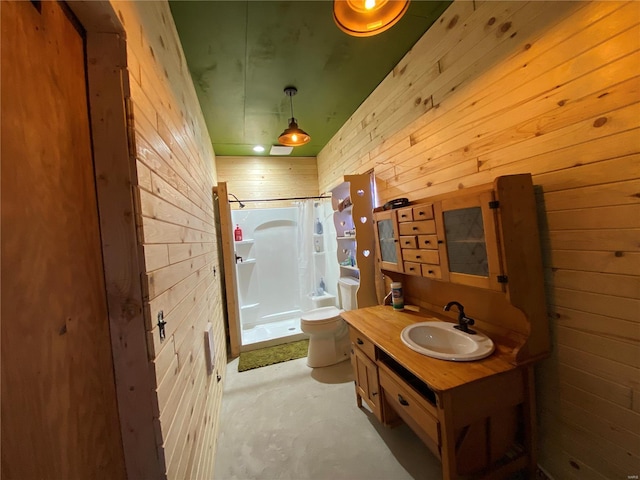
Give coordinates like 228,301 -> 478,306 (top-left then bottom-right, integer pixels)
234,224 -> 243,241
391,282 -> 404,311
314,239 -> 321,253
319,277 -> 325,293
315,218 -> 323,235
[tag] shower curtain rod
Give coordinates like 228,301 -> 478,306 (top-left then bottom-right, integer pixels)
229,195 -> 331,203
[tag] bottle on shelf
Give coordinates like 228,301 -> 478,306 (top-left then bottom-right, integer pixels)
318,277 -> 326,295
315,239 -> 321,253
234,224 -> 243,241
315,217 -> 323,235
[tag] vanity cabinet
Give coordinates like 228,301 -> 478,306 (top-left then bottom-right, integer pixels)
343,308 -> 537,480
375,175 -> 541,293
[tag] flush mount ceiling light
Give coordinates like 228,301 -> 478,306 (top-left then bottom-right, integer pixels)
278,86 -> 311,147
333,0 -> 410,37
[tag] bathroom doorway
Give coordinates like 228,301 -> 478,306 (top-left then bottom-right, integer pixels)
231,200 -> 337,350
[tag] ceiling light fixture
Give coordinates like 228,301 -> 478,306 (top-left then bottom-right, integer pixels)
333,0 -> 410,37
278,86 -> 311,147
253,145 -> 265,153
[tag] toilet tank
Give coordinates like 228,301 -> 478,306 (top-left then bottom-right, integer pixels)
338,276 -> 359,311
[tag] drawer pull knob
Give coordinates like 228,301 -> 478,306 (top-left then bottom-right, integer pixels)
356,338 -> 364,345
416,255 -> 421,259
418,212 -> 424,216
413,227 -> 418,231
424,240 -> 430,244
398,394 -> 409,406
428,270 -> 434,274
372,391 -> 378,396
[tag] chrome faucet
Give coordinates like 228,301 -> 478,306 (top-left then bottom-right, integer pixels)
443,301 -> 477,335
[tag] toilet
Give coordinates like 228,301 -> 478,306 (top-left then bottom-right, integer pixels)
300,277 -> 360,368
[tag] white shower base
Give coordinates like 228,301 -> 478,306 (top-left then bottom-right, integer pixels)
241,317 -> 308,352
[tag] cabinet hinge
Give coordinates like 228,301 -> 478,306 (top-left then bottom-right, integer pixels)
488,200 -> 500,209
497,275 -> 508,283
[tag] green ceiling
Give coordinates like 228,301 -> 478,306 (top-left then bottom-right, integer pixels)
169,1 -> 451,157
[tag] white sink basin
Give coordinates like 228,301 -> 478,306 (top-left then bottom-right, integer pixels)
400,321 -> 495,361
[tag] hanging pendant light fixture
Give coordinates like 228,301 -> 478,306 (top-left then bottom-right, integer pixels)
278,86 -> 311,147
333,0 -> 410,37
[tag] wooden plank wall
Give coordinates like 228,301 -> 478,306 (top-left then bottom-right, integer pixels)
317,2 -> 640,479
217,156 -> 319,209
107,2 -> 226,479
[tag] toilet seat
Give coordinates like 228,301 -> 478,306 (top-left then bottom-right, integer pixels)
300,306 -> 343,326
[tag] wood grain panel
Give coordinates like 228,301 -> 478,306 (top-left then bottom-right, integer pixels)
216,156 -> 319,207
110,1 -> 226,478
1,2 -> 127,477
317,2 -> 640,478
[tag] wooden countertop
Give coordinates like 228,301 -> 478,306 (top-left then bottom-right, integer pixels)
341,305 -> 518,392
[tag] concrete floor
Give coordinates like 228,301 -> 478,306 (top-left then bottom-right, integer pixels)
213,356 -> 443,480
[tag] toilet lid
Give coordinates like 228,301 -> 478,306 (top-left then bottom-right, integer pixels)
300,306 -> 343,325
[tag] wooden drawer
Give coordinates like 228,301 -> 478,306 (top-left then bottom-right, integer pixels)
417,234 -> 438,250
349,327 -> 376,361
412,204 -> 434,221
421,264 -> 442,279
404,262 -> 422,276
399,236 -> 417,249
399,220 -> 436,236
379,365 -> 440,448
396,207 -> 413,222
402,249 -> 439,265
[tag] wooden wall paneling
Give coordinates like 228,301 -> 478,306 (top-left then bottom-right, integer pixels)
146,268 -> 214,347
216,156 -> 319,206
546,204 -> 640,230
547,250 -> 639,277
556,363 -> 633,410
551,288 -> 639,322
541,179 -> 640,210
556,326 -> 639,367
144,244 -> 171,272
317,1 -> 640,477
168,241 -> 216,264
478,103 -> 640,172
556,344 -> 639,388
547,270 -> 640,300
552,306 -> 640,343
532,151 -> 640,192
110,1 -> 224,478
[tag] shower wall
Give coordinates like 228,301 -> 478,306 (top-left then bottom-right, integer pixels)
232,208 -> 301,330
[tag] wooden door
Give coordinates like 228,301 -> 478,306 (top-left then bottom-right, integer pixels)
1,2 -> 126,478
213,182 -> 241,357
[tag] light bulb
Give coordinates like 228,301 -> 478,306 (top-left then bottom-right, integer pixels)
292,134 -> 298,142
365,0 -> 376,9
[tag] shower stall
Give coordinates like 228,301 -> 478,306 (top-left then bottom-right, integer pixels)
231,199 -> 337,349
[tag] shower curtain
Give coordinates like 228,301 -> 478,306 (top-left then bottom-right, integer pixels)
297,199 -> 335,312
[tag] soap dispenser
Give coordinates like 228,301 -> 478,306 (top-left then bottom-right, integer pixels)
234,224 -> 243,241
315,218 -> 323,235
319,277 -> 325,294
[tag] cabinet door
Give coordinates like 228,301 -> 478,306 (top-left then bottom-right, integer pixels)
373,210 -> 403,272
353,346 -> 382,421
436,190 -> 504,291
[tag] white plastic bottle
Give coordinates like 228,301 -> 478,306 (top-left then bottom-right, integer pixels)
391,282 -> 404,311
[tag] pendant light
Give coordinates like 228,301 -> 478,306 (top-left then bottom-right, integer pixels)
333,0 -> 410,37
278,86 -> 311,147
